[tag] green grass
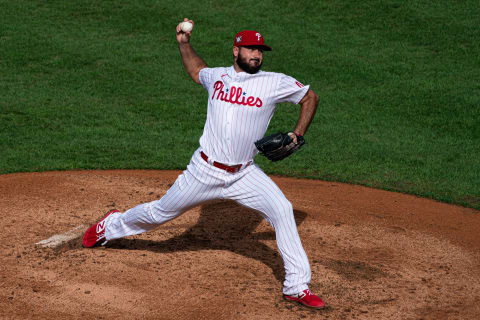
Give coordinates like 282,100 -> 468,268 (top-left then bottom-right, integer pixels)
1,0 -> 479,209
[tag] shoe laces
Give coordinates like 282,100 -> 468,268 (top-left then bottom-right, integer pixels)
299,289 -> 312,299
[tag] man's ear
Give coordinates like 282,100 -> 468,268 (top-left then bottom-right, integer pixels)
233,46 -> 240,59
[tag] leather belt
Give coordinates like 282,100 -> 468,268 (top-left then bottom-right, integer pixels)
200,151 -> 250,173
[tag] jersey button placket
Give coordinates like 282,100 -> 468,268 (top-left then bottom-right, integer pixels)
227,107 -> 236,156
223,81 -> 233,146
223,108 -> 230,143
225,97 -> 235,157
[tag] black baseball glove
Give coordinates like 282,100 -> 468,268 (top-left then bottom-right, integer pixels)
255,132 -> 305,162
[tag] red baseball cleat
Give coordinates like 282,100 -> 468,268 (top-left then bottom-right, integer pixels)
283,289 -> 326,309
82,209 -> 120,248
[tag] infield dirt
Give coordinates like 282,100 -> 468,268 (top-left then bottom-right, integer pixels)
1,170 -> 479,319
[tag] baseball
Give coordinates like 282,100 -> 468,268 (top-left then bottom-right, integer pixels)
180,21 -> 193,33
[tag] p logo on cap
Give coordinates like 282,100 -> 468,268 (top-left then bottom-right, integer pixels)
233,30 -> 272,51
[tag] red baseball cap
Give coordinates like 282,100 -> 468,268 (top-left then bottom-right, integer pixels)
233,30 -> 272,51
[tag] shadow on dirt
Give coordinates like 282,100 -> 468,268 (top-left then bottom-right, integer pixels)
103,200 -> 307,283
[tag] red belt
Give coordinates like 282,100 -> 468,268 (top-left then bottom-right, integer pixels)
200,151 -> 249,173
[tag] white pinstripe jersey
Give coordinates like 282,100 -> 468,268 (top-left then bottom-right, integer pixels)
198,66 -> 310,165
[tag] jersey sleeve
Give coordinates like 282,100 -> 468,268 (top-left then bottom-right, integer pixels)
274,74 -> 310,104
198,67 -> 215,90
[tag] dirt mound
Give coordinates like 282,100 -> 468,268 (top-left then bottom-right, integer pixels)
1,170 -> 479,319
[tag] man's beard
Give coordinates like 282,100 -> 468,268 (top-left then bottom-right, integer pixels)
236,51 -> 262,74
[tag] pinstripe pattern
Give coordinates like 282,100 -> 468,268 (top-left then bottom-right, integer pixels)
105,151 -> 225,240
198,66 -> 309,165
104,66 -> 312,295
224,165 -> 310,294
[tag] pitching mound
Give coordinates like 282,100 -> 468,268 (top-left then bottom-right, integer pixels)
1,170 -> 479,319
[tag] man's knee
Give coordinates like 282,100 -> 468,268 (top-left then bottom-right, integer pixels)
279,198 -> 293,214
269,198 -> 294,223
150,201 -> 182,222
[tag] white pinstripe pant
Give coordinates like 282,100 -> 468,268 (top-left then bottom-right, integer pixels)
105,149 -> 311,295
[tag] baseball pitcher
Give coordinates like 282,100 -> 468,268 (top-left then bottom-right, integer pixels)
83,18 -> 323,309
